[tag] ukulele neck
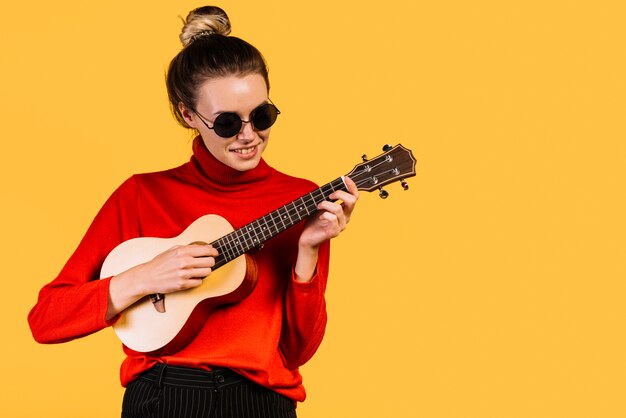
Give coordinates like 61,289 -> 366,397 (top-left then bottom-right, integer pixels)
211,177 -> 347,269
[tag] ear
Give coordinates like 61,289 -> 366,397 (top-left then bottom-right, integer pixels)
178,102 -> 197,128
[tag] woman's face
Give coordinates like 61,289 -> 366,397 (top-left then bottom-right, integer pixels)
182,73 -> 271,172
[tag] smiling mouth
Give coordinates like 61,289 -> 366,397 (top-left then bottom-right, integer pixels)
231,145 -> 257,155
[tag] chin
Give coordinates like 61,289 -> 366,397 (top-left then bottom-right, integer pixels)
228,156 -> 262,172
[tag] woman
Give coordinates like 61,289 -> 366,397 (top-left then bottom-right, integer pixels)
28,6 -> 358,418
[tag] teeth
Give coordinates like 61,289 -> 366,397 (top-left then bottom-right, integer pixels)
233,146 -> 255,155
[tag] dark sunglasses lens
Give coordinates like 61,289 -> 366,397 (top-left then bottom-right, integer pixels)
213,113 -> 242,138
252,104 -> 279,130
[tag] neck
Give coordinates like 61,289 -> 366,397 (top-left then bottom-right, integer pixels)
191,136 -> 272,188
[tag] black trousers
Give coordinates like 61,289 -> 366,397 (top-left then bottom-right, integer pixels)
122,364 -> 297,418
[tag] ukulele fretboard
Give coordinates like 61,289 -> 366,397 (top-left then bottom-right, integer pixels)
211,177 -> 347,269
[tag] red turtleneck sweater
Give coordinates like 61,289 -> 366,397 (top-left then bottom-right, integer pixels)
28,137 -> 330,402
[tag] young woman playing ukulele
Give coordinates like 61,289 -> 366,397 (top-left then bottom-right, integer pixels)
29,6 -> 358,417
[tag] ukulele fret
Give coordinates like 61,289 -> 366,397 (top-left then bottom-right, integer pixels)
267,210 -> 280,235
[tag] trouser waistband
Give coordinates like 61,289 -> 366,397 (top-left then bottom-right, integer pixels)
139,363 -> 246,389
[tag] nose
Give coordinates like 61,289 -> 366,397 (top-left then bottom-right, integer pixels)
237,119 -> 255,142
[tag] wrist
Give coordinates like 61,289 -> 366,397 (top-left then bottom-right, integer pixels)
111,264 -> 150,301
294,243 -> 319,282
106,265 -> 152,321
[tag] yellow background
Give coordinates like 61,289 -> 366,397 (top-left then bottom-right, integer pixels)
1,0 -> 625,417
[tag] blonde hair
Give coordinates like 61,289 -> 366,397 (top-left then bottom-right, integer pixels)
179,6 -> 231,47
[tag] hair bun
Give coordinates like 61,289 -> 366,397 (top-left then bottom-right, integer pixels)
180,6 -> 231,47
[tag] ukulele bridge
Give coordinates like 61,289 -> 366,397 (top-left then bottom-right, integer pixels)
150,293 -> 166,313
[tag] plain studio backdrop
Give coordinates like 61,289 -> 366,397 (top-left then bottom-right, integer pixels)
1,1 -> 625,417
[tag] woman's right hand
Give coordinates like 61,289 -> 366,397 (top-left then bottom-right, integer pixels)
106,244 -> 218,320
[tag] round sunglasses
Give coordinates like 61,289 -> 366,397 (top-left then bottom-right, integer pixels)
192,102 -> 281,138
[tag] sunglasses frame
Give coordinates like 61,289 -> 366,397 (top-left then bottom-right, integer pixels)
191,101 -> 281,138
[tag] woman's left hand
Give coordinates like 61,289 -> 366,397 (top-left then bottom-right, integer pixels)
299,176 -> 359,248
294,176 -> 359,281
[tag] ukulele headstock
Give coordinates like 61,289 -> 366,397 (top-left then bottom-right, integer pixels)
345,144 -> 417,198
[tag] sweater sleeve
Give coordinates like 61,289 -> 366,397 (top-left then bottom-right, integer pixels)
279,240 -> 331,370
28,177 -> 140,344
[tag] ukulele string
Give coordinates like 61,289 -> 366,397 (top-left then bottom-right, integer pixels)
348,154 -> 396,187
352,167 -> 399,189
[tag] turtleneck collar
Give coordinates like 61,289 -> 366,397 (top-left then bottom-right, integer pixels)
190,136 -> 273,190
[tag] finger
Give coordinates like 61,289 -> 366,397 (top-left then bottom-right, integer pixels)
317,200 -> 343,215
330,188 -> 358,214
318,209 -> 346,232
319,210 -> 339,222
184,278 -> 204,289
344,176 -> 360,197
181,268 -> 214,281
184,255 -> 216,269
330,176 -> 360,200
181,244 -> 219,257
168,275 -> 205,292
317,202 -> 346,227
181,277 -> 204,290
331,190 -> 358,213
319,199 -> 349,222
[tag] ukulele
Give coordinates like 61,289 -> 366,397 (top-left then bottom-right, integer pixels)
100,144 -> 416,354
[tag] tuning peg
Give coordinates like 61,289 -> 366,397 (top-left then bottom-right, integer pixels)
379,187 -> 389,199
401,179 -> 409,190
383,144 -> 393,152
361,154 -> 368,162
